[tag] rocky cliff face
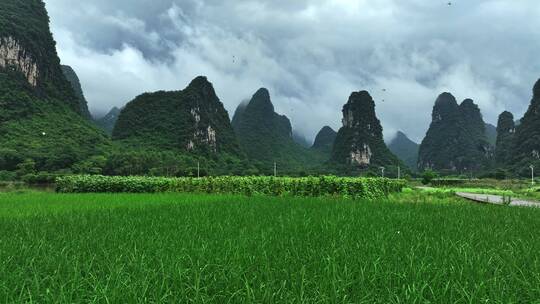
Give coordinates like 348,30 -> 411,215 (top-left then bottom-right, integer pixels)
418,93 -> 491,172
0,36 -> 39,87
113,76 -> 241,156
388,131 -> 419,171
331,91 -> 400,168
511,79 -> 540,171
61,65 -> 91,119
0,0 -> 110,171
495,111 -> 515,165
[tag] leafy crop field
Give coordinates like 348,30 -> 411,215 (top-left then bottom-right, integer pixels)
1,191 -> 540,303
56,175 -> 405,199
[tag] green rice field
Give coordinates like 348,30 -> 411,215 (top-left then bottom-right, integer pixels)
1,191 -> 540,303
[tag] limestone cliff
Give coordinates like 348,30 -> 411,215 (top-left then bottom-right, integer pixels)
331,91 -> 401,169
113,76 -> 241,156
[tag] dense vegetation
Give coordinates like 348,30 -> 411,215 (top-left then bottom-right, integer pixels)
95,106 -> 120,135
232,88 -> 327,174
388,131 -> 419,171
311,126 -> 337,153
331,91 -> 404,174
511,79 -> 540,175
418,93 -> 491,173
0,0 -> 80,111
1,191 -> 540,302
56,175 -> 405,199
1,0 -> 539,180
61,65 -> 91,119
495,111 -> 515,165
0,0 -> 111,176
114,77 -> 241,156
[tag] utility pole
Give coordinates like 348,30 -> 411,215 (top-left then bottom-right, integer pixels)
397,166 -> 401,180
531,165 -> 535,186
197,161 -> 200,178
380,167 -> 385,178
274,162 -> 277,177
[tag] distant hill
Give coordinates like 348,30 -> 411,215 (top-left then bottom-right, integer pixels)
485,123 -> 497,146
0,0 -> 110,172
95,107 -> 121,135
331,91 -> 403,174
312,126 -> 337,155
232,88 -> 326,174
293,131 -> 312,148
418,93 -> 491,173
511,79 -> 540,175
114,76 -> 242,157
61,65 -> 91,119
495,111 -> 515,166
388,131 -> 419,171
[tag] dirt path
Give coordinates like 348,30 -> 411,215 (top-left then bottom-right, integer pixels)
455,192 -> 540,208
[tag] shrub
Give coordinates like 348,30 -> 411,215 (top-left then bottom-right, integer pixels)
56,175 -> 406,199
421,170 -> 438,185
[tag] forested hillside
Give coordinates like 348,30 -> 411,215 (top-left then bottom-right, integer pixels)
0,0 -> 110,174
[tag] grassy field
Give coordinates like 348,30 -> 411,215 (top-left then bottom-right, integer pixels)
1,191 -> 540,303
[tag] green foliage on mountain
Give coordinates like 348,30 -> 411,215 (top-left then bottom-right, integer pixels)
0,0 -> 82,113
418,93 -> 491,174
113,76 -> 241,156
95,107 -> 120,135
330,91 -> 403,174
293,132 -> 312,148
485,123 -> 497,146
232,88 -> 326,174
61,65 -> 91,119
511,79 -> 540,174
495,111 -> 515,165
388,131 -> 419,171
0,0 -> 111,173
312,126 -> 337,154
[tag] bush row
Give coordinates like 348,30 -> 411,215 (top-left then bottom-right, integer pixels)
56,175 -> 406,199
430,179 -> 467,187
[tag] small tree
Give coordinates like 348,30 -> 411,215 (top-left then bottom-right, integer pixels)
421,169 -> 438,185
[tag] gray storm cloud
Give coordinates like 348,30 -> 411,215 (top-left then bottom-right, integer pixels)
44,0 -> 540,143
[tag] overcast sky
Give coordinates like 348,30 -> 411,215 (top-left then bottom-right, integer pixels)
44,0 -> 540,143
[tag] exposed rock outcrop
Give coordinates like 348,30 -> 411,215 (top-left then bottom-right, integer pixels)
113,76 -> 241,156
0,0 -> 111,172
0,36 -> 39,86
331,91 -> 401,168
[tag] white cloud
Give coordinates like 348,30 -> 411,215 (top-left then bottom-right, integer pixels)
45,0 -> 540,142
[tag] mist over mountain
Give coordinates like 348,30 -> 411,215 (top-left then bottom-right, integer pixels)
232,88 -> 326,174
44,0 -> 540,142
388,131 -> 419,171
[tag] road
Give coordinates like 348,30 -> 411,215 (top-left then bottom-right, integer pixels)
455,192 -> 540,208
